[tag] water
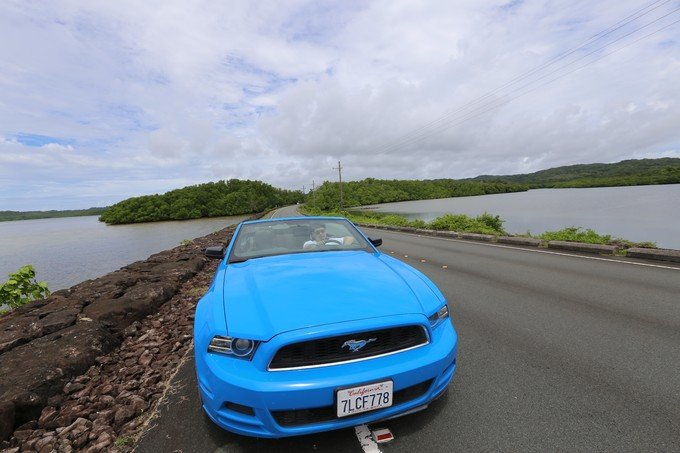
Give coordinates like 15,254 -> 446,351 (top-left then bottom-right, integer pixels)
359,185 -> 680,250
0,215 -> 249,291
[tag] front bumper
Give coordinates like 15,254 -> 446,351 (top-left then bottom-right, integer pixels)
195,314 -> 457,438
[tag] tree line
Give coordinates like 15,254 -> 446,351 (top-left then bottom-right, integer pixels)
304,178 -> 528,211
0,207 -> 107,222
99,179 -> 303,224
470,158 -> 680,188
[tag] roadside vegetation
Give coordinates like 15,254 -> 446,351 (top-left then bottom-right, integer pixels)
531,227 -> 656,248
303,207 -> 507,235
0,265 -> 51,314
303,208 -> 657,249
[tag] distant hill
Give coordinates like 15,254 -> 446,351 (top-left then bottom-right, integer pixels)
0,207 -> 108,222
469,158 -> 680,188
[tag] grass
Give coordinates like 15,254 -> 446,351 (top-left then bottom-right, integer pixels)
114,436 -> 134,447
185,286 -> 209,298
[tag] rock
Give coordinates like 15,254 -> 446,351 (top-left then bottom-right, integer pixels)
34,434 -> 56,453
121,416 -> 145,433
53,403 -> 84,428
0,322 -> 118,431
72,384 -> 93,400
0,317 -> 42,355
57,440 -> 74,453
63,383 -> 85,395
14,420 -> 37,431
98,384 -> 114,396
138,350 -> 153,367
83,282 -> 179,334
74,375 -> 90,385
0,400 -> 14,441
113,406 -> 135,429
91,412 -> 114,431
47,395 -> 63,408
128,396 -> 148,416
85,432 -> 113,452
40,308 -> 80,336
99,395 -> 115,406
141,374 -> 161,387
123,380 -> 140,391
38,406 -> 58,429
12,428 -> 33,442
8,392 -> 44,429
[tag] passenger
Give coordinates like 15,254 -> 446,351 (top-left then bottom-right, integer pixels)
303,226 -> 354,249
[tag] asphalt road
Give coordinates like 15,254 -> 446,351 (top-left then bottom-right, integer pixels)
136,208 -> 680,452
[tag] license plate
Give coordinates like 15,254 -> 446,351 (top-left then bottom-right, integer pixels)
336,380 -> 393,418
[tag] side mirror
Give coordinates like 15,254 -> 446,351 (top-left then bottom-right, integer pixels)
369,238 -> 383,248
204,246 -> 225,259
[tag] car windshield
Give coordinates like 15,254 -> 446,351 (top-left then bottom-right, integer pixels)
228,218 -> 373,263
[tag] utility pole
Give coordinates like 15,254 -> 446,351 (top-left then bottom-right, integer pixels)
311,180 -> 316,206
333,161 -> 343,210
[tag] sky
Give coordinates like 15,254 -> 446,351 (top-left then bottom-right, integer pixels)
1,0 -> 679,210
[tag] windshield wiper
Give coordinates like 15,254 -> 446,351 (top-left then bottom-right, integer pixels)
228,258 -> 250,264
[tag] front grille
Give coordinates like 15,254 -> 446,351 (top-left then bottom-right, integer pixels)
269,325 -> 428,370
271,379 -> 433,427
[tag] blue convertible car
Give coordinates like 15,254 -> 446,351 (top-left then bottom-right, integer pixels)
194,216 -> 457,438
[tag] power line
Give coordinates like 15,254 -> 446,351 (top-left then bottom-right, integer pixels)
377,14 -> 680,155
371,1 -> 680,155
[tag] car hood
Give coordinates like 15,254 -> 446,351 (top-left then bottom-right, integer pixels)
221,251 -> 427,341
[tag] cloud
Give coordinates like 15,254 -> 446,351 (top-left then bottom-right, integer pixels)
0,0 -> 679,209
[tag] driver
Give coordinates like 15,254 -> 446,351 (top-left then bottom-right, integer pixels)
303,225 -> 354,249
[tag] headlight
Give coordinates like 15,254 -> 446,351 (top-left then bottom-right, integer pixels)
208,335 -> 258,360
428,304 -> 450,329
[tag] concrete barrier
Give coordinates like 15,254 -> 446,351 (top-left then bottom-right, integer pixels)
498,236 -> 543,247
460,232 -> 496,242
627,247 -> 680,263
356,222 -> 680,263
548,241 -> 618,255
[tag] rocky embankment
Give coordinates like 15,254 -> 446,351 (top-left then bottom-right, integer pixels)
0,225 -> 237,452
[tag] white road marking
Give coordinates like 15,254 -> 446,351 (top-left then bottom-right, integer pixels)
355,424 -> 381,453
374,229 -> 680,272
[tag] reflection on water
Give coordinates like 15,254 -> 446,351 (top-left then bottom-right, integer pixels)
360,185 -> 680,250
0,215 -> 249,291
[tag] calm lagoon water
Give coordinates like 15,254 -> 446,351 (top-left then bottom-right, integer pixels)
359,184 -> 680,250
0,215 -> 248,291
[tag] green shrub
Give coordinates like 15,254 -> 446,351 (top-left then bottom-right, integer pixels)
379,215 -> 411,227
538,227 -> 611,244
428,214 -> 503,235
0,265 -> 51,311
476,212 -> 504,232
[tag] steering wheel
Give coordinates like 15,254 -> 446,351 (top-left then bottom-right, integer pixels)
324,239 -> 342,245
